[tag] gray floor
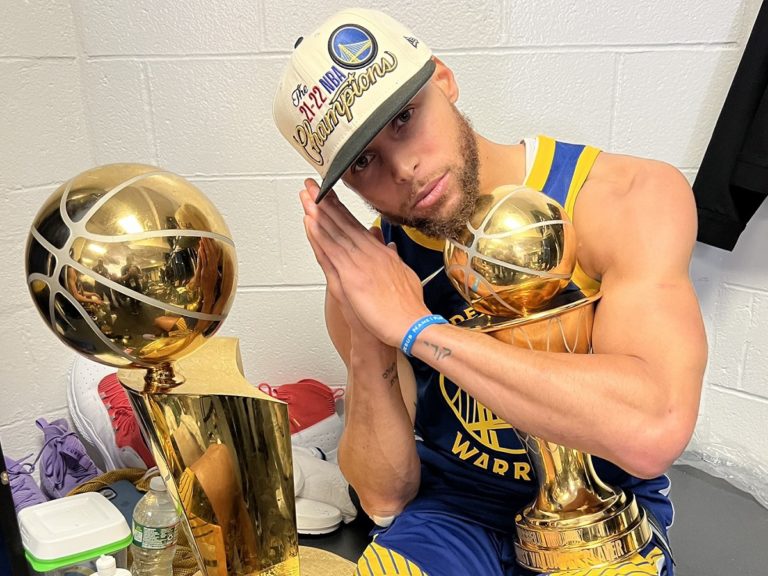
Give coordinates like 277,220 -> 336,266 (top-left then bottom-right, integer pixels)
668,465 -> 768,575
302,464 -> 768,574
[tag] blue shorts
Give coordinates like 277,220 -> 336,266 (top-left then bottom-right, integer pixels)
356,507 -> 673,576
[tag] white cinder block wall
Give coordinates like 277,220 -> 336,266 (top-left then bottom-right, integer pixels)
1,0 -> 766,495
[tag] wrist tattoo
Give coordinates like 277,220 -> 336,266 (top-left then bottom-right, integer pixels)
382,361 -> 398,387
422,340 -> 452,361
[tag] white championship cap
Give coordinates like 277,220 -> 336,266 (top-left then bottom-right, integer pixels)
273,8 -> 434,203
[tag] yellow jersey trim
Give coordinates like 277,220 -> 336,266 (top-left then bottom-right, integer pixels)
564,144 -> 601,293
525,134 -> 556,191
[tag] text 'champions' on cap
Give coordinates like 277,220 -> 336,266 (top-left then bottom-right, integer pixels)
273,8 -> 434,202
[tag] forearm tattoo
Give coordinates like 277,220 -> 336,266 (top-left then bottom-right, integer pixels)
382,361 -> 398,387
422,340 -> 452,361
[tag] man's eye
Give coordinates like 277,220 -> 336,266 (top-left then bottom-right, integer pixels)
395,108 -> 413,126
352,153 -> 374,173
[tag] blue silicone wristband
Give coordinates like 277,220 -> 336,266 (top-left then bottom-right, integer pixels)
400,314 -> 448,356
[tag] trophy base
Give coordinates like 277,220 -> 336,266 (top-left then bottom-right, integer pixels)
514,490 -> 652,573
251,556 -> 300,575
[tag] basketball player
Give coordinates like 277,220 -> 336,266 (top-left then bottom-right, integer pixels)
274,9 -> 706,575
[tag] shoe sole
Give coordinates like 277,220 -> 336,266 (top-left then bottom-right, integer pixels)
295,497 -> 342,535
67,356 -> 121,471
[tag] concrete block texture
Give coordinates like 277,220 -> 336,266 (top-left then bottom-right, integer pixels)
742,293 -> 768,399
503,0 -> 743,46
708,285 -> 752,390
263,0 -> 506,52
147,57 -> 303,176
76,0 -> 263,56
0,1 -> 77,57
2,0 -> 767,493
450,51 -> 614,149
82,60 -> 158,166
220,288 -> 347,388
613,49 -> 741,167
0,61 -> 92,190
704,387 -> 768,465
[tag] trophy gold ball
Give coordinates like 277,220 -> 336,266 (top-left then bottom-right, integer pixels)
444,185 -> 576,317
25,163 -> 237,372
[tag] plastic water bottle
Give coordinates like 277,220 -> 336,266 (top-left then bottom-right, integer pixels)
130,476 -> 179,576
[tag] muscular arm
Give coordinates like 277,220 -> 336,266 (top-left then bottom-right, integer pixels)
301,159 -> 706,482
409,157 -> 706,478
318,234 -> 420,518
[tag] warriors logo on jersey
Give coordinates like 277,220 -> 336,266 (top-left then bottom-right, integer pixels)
440,373 -> 526,456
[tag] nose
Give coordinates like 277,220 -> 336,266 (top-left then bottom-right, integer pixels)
389,145 -> 419,184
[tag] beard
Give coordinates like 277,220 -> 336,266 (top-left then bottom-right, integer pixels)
373,108 -> 480,240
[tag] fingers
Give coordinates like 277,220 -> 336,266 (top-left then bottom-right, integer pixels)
303,216 -> 346,301
300,183 -> 395,281
324,191 -> 378,245
301,184 -> 382,254
304,178 -> 321,200
303,216 -> 336,276
301,187 -> 371,264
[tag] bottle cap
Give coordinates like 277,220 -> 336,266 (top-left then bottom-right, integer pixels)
96,553 -> 133,575
149,476 -> 167,492
95,554 -> 116,575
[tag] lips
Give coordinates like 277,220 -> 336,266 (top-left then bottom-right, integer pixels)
413,172 -> 448,211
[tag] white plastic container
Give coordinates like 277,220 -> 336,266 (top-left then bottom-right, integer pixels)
18,492 -> 132,575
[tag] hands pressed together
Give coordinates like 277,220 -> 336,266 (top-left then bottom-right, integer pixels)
299,179 -> 431,350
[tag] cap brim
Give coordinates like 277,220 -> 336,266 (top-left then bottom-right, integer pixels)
315,59 -> 436,204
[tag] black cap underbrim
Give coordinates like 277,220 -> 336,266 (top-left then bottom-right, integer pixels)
316,59 -> 436,204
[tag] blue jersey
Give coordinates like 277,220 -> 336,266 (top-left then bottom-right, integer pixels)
378,135 -> 674,535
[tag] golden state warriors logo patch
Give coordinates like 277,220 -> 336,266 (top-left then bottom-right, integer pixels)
440,374 -> 526,456
329,24 -> 378,69
439,374 -> 533,481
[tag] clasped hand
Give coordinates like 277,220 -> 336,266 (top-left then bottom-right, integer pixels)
300,179 -> 431,349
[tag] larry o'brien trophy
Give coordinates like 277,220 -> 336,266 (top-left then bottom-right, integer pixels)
444,186 -> 651,572
24,164 -> 299,576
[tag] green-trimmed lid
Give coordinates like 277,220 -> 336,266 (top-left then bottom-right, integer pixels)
25,533 -> 132,571
18,492 -> 132,571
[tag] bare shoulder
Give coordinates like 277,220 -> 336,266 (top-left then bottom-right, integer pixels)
573,151 -> 697,280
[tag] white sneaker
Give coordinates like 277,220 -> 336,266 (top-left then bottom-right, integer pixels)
68,355 -> 154,471
292,445 -> 357,524
291,414 -> 344,462
295,497 -> 343,535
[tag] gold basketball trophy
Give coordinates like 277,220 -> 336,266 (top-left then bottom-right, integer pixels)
444,185 -> 651,572
25,164 -> 299,575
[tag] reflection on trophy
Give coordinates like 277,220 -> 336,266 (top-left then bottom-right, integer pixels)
444,185 -> 651,572
25,164 -> 299,575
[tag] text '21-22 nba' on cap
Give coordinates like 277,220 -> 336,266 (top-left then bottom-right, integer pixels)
273,8 -> 434,203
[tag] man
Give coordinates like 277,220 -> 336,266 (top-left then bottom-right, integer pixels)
119,253 -> 144,314
91,258 -> 111,303
273,8 -> 706,576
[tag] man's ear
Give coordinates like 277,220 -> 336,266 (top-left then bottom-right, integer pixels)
431,56 -> 458,103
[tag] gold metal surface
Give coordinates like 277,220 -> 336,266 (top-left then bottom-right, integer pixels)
25,165 -> 299,575
25,163 -> 237,371
446,186 -> 651,572
445,185 -> 576,317
120,338 -> 300,576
